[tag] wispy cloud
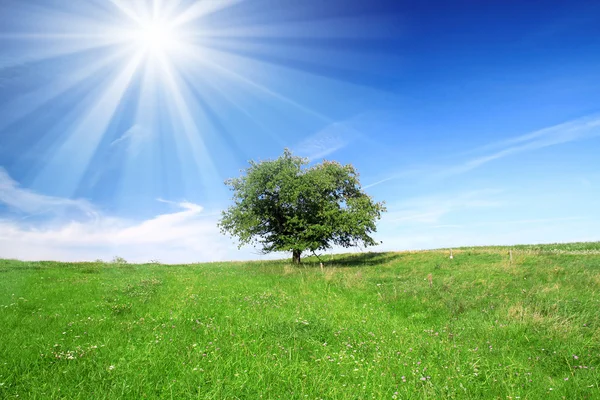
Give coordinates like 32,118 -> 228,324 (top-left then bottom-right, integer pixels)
0,169 -> 267,263
376,218 -> 599,253
363,168 -> 425,189
485,216 -> 583,226
367,114 -> 600,188
0,167 -> 97,218
577,177 -> 592,188
0,199 -> 267,263
363,177 -> 396,189
444,114 -> 600,176
295,120 -> 360,160
382,189 -> 503,225
110,124 -> 152,157
417,216 -> 583,229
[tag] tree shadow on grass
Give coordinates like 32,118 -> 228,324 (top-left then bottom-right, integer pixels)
302,251 -> 403,268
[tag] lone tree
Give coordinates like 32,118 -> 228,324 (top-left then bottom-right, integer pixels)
219,149 -> 386,264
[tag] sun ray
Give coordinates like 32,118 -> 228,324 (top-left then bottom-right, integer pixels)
109,0 -> 146,24
32,53 -> 144,197
188,47 -> 330,122
0,36 -> 128,70
171,0 -> 242,27
112,61 -> 162,208
177,64 -> 280,144
0,0 -> 395,209
155,56 -> 220,194
0,3 -> 132,68
182,14 -> 397,40
0,48 -> 133,134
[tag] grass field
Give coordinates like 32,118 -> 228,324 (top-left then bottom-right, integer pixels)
1,242 -> 600,399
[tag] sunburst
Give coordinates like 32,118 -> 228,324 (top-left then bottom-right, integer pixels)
130,18 -> 181,57
0,0 -> 384,205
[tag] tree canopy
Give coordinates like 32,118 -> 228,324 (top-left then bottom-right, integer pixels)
218,149 -> 386,263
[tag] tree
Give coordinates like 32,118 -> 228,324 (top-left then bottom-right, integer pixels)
218,149 -> 386,264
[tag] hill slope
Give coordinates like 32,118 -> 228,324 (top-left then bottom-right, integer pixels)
1,243 -> 599,398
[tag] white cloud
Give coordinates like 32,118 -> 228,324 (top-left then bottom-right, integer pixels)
375,219 -> 599,253
382,189 -> 503,225
0,201 -> 272,263
0,168 -> 274,263
295,120 -> 360,160
0,167 -> 97,217
381,230 -> 600,253
110,124 -> 152,157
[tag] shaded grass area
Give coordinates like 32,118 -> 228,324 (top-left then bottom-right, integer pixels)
1,242 -> 600,399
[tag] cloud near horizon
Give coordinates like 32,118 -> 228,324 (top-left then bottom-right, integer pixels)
381,189 -> 504,225
0,168 -> 263,263
0,167 -> 97,218
0,205 -> 233,264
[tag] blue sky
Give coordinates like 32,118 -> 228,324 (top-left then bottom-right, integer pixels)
0,0 -> 599,262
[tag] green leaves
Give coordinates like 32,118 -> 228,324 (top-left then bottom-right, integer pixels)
219,149 -> 386,263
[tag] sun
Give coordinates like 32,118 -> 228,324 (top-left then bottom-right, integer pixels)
130,18 -> 181,57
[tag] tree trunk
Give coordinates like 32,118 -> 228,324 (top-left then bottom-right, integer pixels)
292,249 -> 301,264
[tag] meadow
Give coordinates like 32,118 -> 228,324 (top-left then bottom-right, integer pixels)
1,242 -> 599,399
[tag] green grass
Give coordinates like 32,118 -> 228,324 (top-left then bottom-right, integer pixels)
1,242 -> 600,399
